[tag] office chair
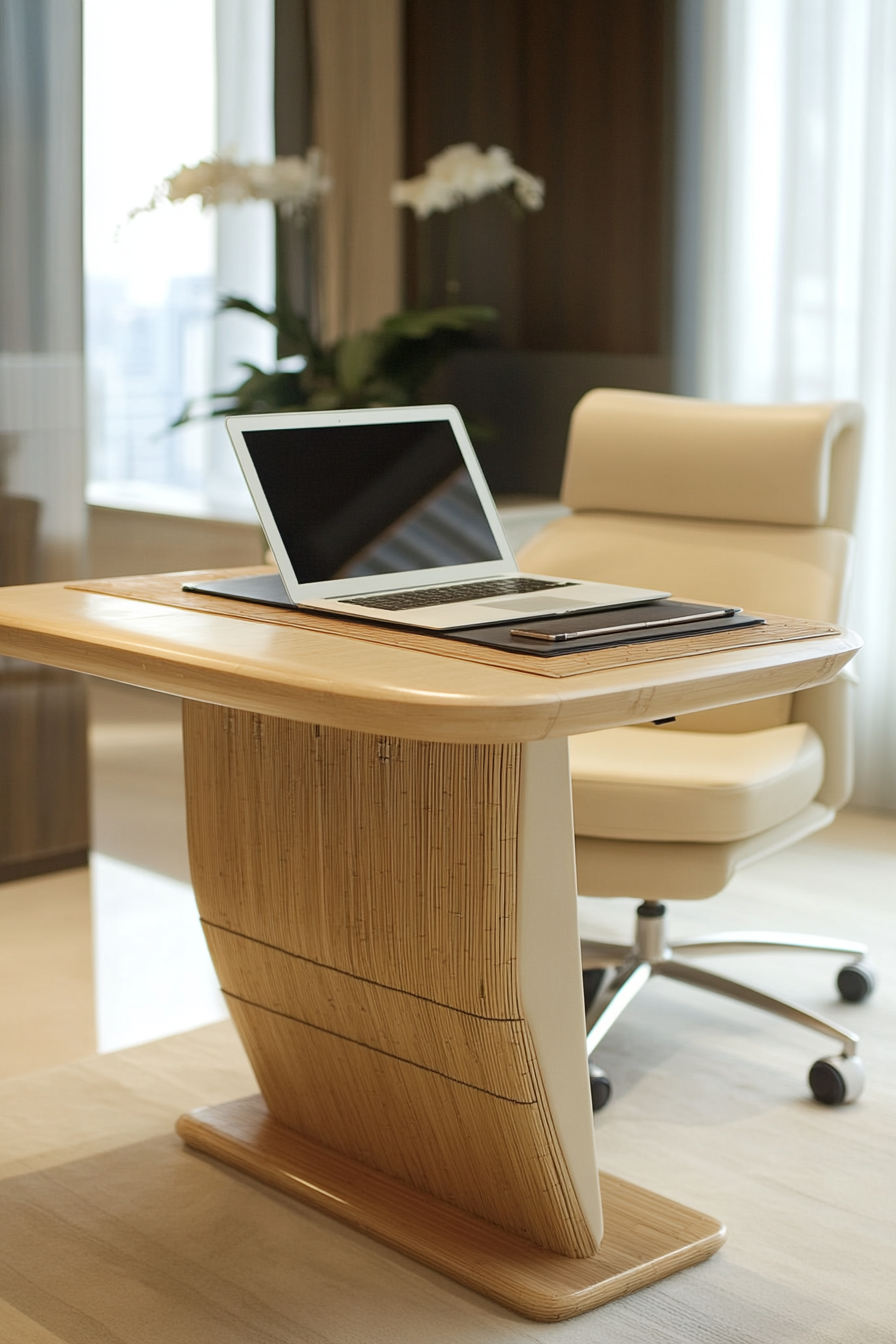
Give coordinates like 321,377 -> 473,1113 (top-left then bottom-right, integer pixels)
517,390 -> 873,1109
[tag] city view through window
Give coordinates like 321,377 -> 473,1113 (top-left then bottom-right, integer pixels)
83,0 -> 273,519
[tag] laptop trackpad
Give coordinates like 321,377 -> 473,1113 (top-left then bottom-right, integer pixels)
480,594 -> 596,614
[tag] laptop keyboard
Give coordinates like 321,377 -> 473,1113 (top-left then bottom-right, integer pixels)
340,576 -> 572,612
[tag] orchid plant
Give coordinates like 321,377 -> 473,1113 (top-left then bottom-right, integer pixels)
132,150 -> 333,218
138,143 -> 543,421
391,143 -> 544,305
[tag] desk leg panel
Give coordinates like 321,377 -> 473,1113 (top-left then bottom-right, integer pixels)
183,702 -> 596,1258
225,994 -> 589,1252
203,923 -> 537,1101
183,703 -> 520,1017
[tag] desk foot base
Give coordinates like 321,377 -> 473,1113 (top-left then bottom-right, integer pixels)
177,1095 -> 725,1321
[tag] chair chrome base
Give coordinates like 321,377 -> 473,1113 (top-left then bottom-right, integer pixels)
581,902 -> 872,1107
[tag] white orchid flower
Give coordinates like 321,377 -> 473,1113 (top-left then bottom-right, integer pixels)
391,142 -> 544,219
132,150 -> 331,220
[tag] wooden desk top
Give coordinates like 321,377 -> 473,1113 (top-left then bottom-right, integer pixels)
0,579 -> 860,742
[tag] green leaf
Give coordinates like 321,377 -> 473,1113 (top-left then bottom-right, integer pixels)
169,399 -> 197,429
218,295 -> 317,363
169,298 -> 501,427
463,417 -> 497,443
218,296 -> 279,325
355,377 -> 409,407
306,388 -> 345,411
334,331 -> 388,394
275,307 -> 318,362
379,305 -> 497,339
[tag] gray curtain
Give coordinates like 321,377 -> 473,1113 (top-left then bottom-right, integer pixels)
0,0 -> 85,580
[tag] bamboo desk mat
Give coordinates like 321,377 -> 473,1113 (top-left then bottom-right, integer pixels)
69,568 -> 840,681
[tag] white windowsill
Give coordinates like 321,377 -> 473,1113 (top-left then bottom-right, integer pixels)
86,481 -> 259,524
86,485 -> 568,553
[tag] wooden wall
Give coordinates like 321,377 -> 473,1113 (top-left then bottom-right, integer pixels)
270,1 -> 677,493
0,495 -> 88,884
403,0 -> 675,494
403,0 -> 674,356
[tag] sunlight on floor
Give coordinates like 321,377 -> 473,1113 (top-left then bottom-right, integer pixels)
91,853 -> 226,1053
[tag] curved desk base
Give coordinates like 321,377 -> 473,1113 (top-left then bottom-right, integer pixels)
178,1096 -> 725,1322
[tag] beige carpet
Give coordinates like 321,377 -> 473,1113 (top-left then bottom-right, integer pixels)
0,810 -> 893,1342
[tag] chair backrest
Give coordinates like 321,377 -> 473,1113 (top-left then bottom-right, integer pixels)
518,389 -> 864,734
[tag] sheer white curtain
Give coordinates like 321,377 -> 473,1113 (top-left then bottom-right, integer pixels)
209,0 -> 275,516
0,0 -> 85,580
695,0 -> 896,810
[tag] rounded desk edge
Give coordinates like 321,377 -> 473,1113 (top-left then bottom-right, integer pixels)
0,581 -> 862,744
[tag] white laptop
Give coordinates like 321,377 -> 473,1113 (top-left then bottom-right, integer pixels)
192,404 -> 668,631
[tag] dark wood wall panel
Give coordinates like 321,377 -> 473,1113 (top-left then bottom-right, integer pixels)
403,0 -> 524,338
404,0 -> 672,355
0,494 -> 89,884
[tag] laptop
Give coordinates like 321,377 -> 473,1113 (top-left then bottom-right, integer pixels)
186,405 -> 669,631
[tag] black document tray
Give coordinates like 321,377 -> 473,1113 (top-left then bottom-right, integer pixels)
442,605 -> 764,657
183,576 -> 763,657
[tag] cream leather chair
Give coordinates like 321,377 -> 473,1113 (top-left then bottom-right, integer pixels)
518,389 -> 873,1108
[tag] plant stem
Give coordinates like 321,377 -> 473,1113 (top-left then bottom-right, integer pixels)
274,211 -> 289,360
445,209 -> 461,303
417,217 -> 432,308
308,211 -> 320,347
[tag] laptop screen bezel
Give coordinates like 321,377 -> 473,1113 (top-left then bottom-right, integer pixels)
225,404 -> 518,602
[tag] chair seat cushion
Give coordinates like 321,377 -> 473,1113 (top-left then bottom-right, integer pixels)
570,723 -> 825,843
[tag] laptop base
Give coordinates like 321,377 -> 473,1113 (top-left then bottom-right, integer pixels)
182,576 -> 762,655
184,573 -> 297,608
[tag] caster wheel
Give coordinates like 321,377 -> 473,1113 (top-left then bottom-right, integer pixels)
588,1061 -> 612,1112
837,962 -> 876,1003
808,1054 -> 865,1105
582,968 -> 606,1012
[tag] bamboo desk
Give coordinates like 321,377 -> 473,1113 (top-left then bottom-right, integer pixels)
0,578 -> 860,1321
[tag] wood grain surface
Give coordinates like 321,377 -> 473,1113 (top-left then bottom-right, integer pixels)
177,1095 -> 725,1322
204,925 -> 535,1100
184,702 -> 595,1257
0,577 -> 860,742
185,707 -> 520,1015
70,568 -> 843,679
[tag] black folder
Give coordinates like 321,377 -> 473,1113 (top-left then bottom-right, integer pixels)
443,601 -> 764,658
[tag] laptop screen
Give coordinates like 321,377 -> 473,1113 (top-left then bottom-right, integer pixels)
242,418 -> 503,583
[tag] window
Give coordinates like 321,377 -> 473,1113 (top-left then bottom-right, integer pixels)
83,0 -> 274,520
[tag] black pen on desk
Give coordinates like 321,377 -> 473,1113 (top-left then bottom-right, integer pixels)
510,607 -> 739,643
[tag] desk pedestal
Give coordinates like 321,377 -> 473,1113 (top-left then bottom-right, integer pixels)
178,1095 -> 725,1322
181,702 -> 724,1318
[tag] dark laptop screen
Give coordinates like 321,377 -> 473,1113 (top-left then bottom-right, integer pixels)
242,419 -> 502,583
